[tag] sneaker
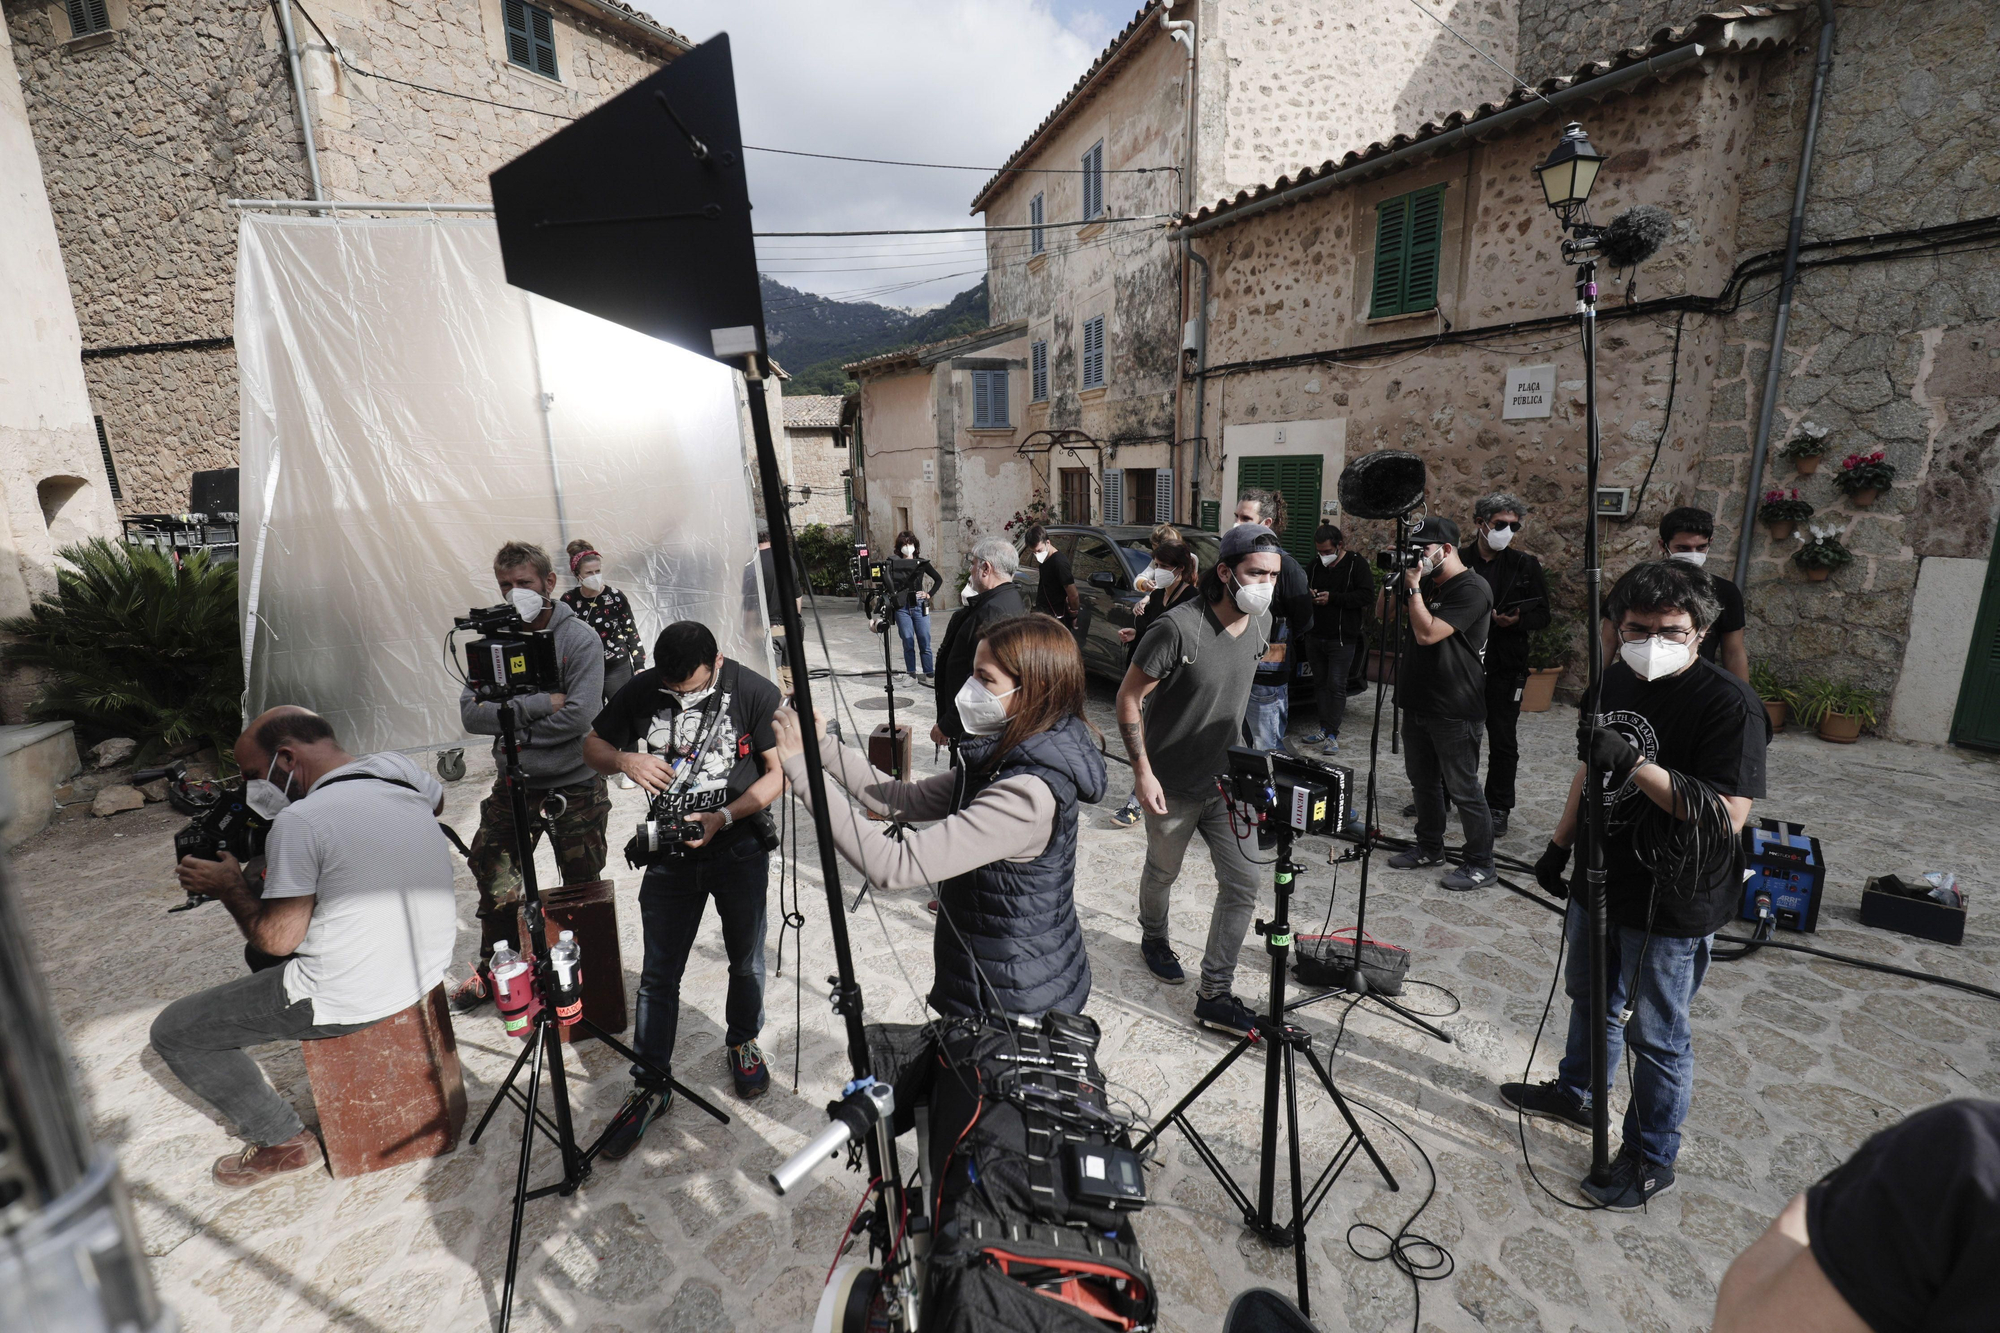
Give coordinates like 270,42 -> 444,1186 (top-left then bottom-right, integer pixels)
1491,808 -> 1511,838
617,773 -> 637,790
1321,737 -> 1341,756
1112,801 -> 1143,829
1499,1079 -> 1592,1132
448,970 -> 491,1014
213,1130 -> 321,1188
1581,1150 -> 1676,1210
730,1040 -> 771,1099
1400,802 -> 1417,819
1193,991 -> 1257,1037
597,1086 -> 669,1162
1387,848 -> 1445,870
925,899 -> 939,914
1300,730 -> 1327,746
1140,938 -> 1185,985
1441,864 -> 1498,892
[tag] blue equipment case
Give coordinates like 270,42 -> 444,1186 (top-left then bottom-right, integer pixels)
1740,819 -> 1824,932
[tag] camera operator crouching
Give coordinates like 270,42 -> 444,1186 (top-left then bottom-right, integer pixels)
154,708 -> 456,1188
584,621 -> 785,1159
1502,560 -> 1767,1210
451,541 -> 611,1012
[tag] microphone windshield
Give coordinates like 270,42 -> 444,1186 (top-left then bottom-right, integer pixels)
1598,205 -> 1672,269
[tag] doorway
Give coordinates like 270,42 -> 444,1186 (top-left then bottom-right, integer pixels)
1950,527 -> 2000,750
1234,455 -> 1324,566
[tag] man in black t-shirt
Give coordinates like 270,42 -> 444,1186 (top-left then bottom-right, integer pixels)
1502,559 -> 1766,1210
1600,507 -> 1750,682
1024,524 -> 1078,629
1713,1099 -> 2000,1332
1464,493 -> 1552,837
1382,516 -> 1497,889
583,621 -> 784,1157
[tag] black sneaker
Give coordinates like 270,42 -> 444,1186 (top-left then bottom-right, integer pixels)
1491,808 -> 1511,838
1400,802 -> 1417,820
1193,992 -> 1257,1037
1499,1079 -> 1591,1131
597,1086 -> 670,1161
730,1039 -> 771,1099
1581,1150 -> 1675,1210
1387,848 -> 1445,870
1441,864 -> 1498,892
448,970 -> 491,1014
1140,938 -> 1186,985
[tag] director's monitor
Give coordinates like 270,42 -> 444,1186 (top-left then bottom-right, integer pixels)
489,33 -> 765,364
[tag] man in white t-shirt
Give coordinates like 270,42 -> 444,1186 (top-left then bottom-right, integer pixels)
154,707 -> 457,1188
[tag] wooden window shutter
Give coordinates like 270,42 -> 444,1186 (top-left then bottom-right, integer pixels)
503,0 -> 532,66
972,371 -> 991,426
1030,194 -> 1045,254
1155,468 -> 1174,524
94,416 -> 122,501
529,5 -> 558,78
1403,185 -> 1446,313
1082,316 -> 1105,388
1031,340 -> 1048,401
1102,469 -> 1124,524
66,0 -> 109,35
1370,194 -> 1409,318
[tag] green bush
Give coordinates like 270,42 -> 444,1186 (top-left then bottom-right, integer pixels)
792,523 -> 857,596
0,539 -> 243,763
1526,616 -> 1575,671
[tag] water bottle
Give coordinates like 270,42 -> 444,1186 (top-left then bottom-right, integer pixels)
490,940 -> 540,1039
548,930 -> 583,1027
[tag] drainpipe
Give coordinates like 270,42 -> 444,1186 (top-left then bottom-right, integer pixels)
275,0 -> 325,208
1734,0 -> 1835,587
1184,240 -> 1210,521
1162,0 -> 1195,522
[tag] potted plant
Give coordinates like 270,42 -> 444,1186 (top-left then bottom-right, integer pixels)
1749,662 -> 1793,733
1520,617 -> 1572,713
1758,488 -> 1814,541
1779,420 -> 1830,475
1794,678 -> 1877,744
1792,524 -> 1854,582
1831,450 -> 1896,507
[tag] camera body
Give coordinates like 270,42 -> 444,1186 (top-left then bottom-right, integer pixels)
456,604 -> 561,698
1225,746 -> 1354,844
624,783 -> 733,866
174,782 -> 272,866
1375,544 -> 1427,575
849,543 -> 886,588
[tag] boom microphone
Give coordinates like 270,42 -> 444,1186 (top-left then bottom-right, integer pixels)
1597,205 -> 1672,269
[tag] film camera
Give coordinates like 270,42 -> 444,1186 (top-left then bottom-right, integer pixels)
1375,541 -> 1431,575
455,603 -> 561,699
623,783 -> 733,866
1224,746 -> 1354,845
849,541 -> 887,588
169,779 -> 272,912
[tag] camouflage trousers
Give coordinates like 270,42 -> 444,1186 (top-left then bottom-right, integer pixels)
467,773 -> 612,960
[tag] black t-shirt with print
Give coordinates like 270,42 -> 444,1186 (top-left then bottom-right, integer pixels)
1034,549 -> 1075,621
1698,574 -> 1746,663
1395,567 -> 1493,722
592,659 -> 780,852
1584,656 -> 1767,936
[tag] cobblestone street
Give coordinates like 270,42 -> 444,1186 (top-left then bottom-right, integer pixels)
15,603 -> 2000,1332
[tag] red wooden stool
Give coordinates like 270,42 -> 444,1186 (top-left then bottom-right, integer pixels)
301,984 -> 467,1177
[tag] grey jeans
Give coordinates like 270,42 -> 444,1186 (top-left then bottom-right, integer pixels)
150,964 -> 375,1146
1138,786 -> 1265,996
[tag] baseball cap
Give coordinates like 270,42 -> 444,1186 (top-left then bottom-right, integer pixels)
1219,523 -> 1281,561
1407,516 -> 1460,548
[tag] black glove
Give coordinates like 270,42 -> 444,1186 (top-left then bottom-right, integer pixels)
1579,725 -> 1643,788
1535,840 -> 1573,900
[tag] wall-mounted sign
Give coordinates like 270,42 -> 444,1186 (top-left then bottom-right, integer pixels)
1502,364 -> 1555,420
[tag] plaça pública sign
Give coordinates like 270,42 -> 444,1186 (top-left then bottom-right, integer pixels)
1502,364 -> 1555,420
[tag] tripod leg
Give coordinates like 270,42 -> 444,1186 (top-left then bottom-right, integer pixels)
576,1020 -> 731,1129
497,1022 -> 546,1333
1131,1033 -> 1255,1154
470,1029 -> 540,1147
1299,1043 -> 1400,1194
538,1018 -> 585,1191
1283,1040 -> 1310,1319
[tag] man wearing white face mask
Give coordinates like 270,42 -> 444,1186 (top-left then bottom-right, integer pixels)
1503,559 -> 1765,1210
1602,508 -> 1750,684
1464,494 -> 1552,838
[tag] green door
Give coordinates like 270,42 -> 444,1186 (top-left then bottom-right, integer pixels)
1235,455 -> 1324,567
1950,534 -> 2000,750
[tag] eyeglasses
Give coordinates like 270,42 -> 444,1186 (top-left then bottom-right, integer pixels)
1487,520 -> 1522,532
1618,625 -> 1697,644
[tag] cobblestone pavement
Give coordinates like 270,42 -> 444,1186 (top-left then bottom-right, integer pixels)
15,603 -> 2000,1332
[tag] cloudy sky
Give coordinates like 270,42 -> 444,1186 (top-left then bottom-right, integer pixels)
638,0 -> 1147,310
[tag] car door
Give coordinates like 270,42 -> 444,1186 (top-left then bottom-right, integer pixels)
1070,533 -> 1137,678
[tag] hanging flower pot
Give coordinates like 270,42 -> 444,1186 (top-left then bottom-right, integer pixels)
1780,420 -> 1830,475
1794,455 -> 1821,476
1833,450 -> 1895,509
1766,520 -> 1797,541
1804,565 -> 1832,582
1793,524 -> 1853,584
1850,488 -> 1879,508
1758,491 -> 1811,544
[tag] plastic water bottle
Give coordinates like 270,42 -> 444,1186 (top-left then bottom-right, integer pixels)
490,940 -> 539,1038
548,930 -> 583,1027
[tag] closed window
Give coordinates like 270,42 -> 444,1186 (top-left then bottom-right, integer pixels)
1031,340 -> 1048,402
65,0 -> 109,37
503,0 -> 560,80
972,369 -> 1009,428
1369,183 -> 1446,318
1081,315 -> 1105,389
1059,468 -> 1092,524
1081,140 -> 1104,220
843,477 -> 853,516
1030,193 -> 1045,256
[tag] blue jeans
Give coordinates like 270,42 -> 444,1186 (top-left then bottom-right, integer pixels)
1555,898 -> 1712,1169
895,606 -> 933,674
632,834 -> 769,1087
1401,710 -> 1494,868
1244,681 -> 1289,750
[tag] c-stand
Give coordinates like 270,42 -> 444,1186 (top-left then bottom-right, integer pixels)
1135,821 -> 1399,1317
464,699 -> 729,1332
849,560 -> 914,913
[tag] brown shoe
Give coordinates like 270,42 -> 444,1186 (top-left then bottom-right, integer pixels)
213,1130 -> 321,1188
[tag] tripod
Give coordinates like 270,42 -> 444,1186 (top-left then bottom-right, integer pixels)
464,701 -> 730,1332
1135,823 -> 1399,1318
849,560 -> 914,913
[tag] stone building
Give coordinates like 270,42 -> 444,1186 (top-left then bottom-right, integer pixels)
6,0 -> 686,516
779,393 -> 853,531
1183,0 -> 2000,745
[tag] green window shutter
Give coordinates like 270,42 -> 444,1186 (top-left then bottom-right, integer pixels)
1403,185 -> 1446,313
1951,540 -> 2000,750
529,5 -> 558,79
1235,455 -> 1325,567
1369,195 -> 1409,318
503,0 -> 532,66
1198,500 -> 1221,532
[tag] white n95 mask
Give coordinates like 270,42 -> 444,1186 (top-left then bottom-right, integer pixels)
1668,550 -> 1708,568
1621,636 -> 1692,681
580,573 -> 606,594
1484,527 -> 1516,551
954,677 -> 1018,736
961,580 -> 977,603
1232,581 -> 1275,615
508,587 -> 547,621
245,755 -> 296,820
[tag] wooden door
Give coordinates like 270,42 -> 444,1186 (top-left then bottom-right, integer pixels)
1951,531 -> 2000,750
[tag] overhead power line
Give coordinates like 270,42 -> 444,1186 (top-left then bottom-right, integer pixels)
744,143 -> 1176,176
756,215 -> 1174,238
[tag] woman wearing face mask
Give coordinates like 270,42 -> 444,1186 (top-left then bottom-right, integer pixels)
886,530 -> 944,681
770,614 -> 1106,1017
1111,538 -> 1198,827
562,540 -> 647,781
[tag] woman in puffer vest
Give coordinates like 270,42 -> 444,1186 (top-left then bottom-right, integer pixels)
771,614 -> 1107,1018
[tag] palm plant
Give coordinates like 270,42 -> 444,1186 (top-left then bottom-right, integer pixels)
0,539 -> 242,763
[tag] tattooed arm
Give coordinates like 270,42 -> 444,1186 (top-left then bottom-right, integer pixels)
1115,663 -> 1166,815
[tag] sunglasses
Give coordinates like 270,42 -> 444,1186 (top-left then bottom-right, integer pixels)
1487,520 -> 1523,532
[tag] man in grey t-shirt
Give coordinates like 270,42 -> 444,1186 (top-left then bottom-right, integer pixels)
1116,524 -> 1281,1036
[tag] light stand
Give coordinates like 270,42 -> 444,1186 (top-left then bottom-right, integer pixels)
1134,820 -> 1400,1318
848,560 -> 913,914
465,701 -> 729,1333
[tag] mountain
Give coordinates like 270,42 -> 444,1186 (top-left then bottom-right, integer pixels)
763,276 -> 990,396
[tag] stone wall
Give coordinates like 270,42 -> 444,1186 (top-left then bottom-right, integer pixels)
1515,0 -> 1691,83
8,0 -> 670,515
783,427 -> 852,531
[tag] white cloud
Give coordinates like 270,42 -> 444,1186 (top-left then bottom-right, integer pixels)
639,0 -> 1119,308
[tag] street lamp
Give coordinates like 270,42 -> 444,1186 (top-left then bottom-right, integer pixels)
1537,118 -> 1616,1195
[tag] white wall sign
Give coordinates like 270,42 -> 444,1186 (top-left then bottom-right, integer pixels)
1502,364 -> 1555,420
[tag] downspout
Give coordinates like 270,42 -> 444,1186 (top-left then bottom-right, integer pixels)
1161,1 -> 1196,523
275,0 -> 325,208
1184,240 -> 1210,523
1734,0 -> 1835,587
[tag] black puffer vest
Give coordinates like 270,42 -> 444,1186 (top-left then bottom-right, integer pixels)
930,715 -> 1107,1019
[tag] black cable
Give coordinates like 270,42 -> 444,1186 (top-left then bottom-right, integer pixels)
1617,308 -> 1686,524
1342,1095 -> 1455,1333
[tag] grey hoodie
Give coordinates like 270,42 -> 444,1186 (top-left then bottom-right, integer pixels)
459,599 -> 605,788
